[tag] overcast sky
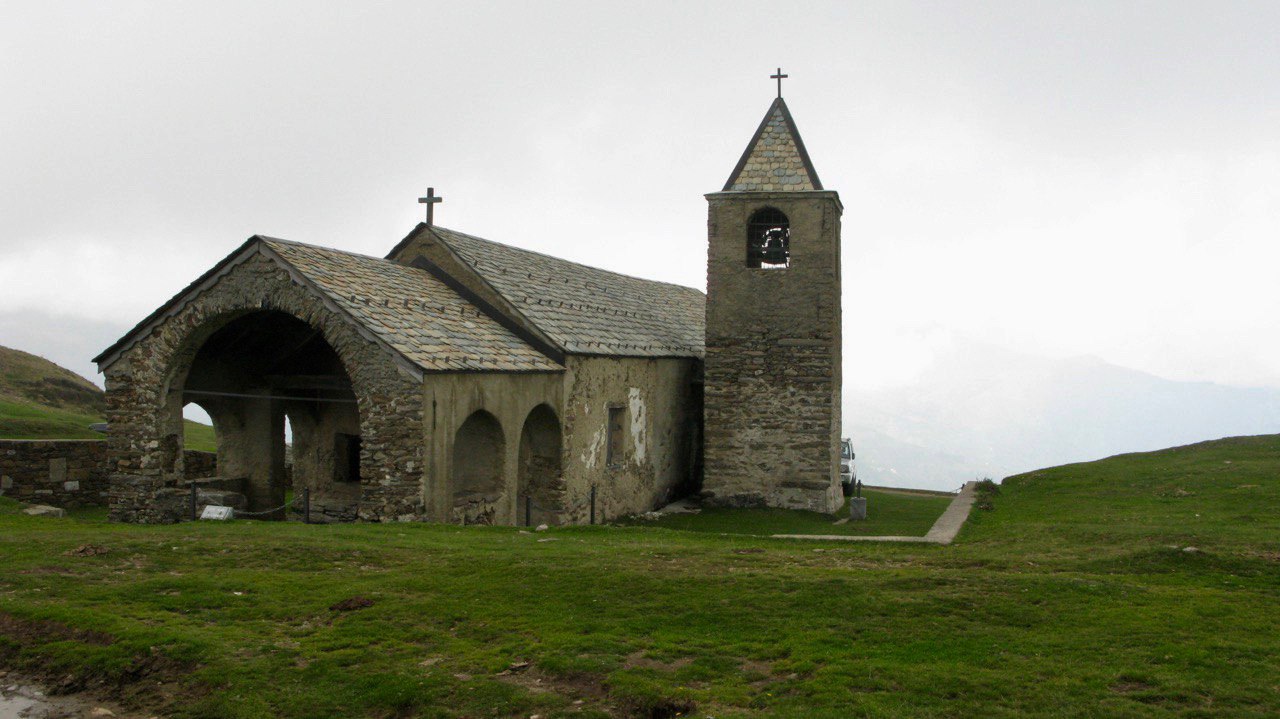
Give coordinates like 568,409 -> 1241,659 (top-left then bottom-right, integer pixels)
2,1 -> 1278,396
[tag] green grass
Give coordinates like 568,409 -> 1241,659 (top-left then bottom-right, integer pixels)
618,488 -> 952,536
0,398 -> 216,452
183,419 -> 218,452
1,435 -> 1279,718
1,344 -> 216,449
0,399 -> 104,439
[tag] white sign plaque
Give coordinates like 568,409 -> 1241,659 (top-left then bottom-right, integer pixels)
200,505 -> 234,520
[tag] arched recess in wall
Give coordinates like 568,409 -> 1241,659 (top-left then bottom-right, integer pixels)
451,410 -> 506,525
164,310 -> 362,520
746,207 -> 790,269
517,404 -> 563,527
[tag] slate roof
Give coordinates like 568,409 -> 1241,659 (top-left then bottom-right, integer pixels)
429,227 -> 706,358
723,97 -> 823,192
94,236 -> 564,374
260,239 -> 562,372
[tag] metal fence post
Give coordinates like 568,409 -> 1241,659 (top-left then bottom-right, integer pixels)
525,495 -> 531,527
590,484 -> 597,525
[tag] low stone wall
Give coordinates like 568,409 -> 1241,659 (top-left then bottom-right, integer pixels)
183,450 -> 218,479
0,440 -> 110,508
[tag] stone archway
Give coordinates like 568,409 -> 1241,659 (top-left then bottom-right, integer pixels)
173,311 -> 361,520
451,410 -> 505,525
517,404 -> 563,526
101,250 -> 425,523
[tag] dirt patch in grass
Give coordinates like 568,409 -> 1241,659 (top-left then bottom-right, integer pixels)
17,565 -> 83,577
329,595 -> 375,612
623,651 -> 694,672
65,544 -> 110,557
495,664 -> 612,714
0,611 -> 114,647
1111,680 -> 1156,694
0,610 -> 197,715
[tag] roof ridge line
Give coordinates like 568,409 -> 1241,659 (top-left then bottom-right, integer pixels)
261,236 -> 397,263
431,226 -> 705,296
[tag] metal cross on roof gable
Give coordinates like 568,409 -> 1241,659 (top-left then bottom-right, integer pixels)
771,67 -> 788,98
418,187 -> 443,225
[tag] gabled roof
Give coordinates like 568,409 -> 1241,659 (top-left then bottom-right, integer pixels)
425,226 -> 706,359
261,239 -> 562,372
95,237 -> 563,375
723,97 -> 823,192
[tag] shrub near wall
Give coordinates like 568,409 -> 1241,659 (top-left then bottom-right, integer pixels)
0,439 -> 110,508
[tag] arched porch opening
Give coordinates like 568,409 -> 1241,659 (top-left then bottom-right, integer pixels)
451,410 -> 505,525
517,404 -> 563,526
172,310 -> 360,520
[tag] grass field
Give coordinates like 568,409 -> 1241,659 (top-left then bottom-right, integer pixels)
0,399 -> 217,452
0,398 -> 105,440
0,435 -> 1278,718
618,488 -> 953,537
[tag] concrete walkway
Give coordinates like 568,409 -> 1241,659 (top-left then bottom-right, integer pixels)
771,481 -> 978,545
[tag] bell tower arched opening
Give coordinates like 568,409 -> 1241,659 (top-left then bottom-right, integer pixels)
746,207 -> 790,269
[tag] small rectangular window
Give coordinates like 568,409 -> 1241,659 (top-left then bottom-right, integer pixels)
334,433 -> 361,483
606,406 -> 625,467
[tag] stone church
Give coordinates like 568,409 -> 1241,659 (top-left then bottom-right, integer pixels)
94,93 -> 843,524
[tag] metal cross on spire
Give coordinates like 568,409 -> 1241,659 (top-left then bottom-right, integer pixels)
771,67 -> 788,98
418,187 -> 443,226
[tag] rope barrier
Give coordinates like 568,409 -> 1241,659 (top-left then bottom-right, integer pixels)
232,496 -> 299,517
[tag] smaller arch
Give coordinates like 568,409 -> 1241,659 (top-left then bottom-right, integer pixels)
517,404 -> 564,526
451,410 -> 506,525
746,207 -> 790,269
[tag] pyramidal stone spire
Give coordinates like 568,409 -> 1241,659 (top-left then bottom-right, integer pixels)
722,97 -> 823,192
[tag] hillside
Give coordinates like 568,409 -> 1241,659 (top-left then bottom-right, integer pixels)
0,344 -> 215,449
0,345 -> 106,439
0,434 -> 1276,717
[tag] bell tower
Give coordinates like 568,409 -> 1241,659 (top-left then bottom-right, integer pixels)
702,92 -> 843,512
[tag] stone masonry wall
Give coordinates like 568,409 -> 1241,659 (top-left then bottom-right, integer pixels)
702,191 -> 843,512
101,249 -> 425,523
182,449 -> 217,479
0,439 -> 110,508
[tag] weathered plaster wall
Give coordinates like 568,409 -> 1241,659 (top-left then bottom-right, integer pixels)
421,371 -> 563,525
101,251 -> 426,523
0,440 -> 110,508
702,191 -> 843,512
560,356 -> 699,523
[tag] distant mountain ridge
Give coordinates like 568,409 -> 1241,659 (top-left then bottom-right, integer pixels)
846,339 -> 1280,490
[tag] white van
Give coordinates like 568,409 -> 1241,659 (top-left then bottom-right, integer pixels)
840,438 -> 856,494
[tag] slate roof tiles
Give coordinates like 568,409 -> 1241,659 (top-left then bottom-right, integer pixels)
430,227 -> 705,359
262,239 -> 562,373
723,97 -> 823,192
